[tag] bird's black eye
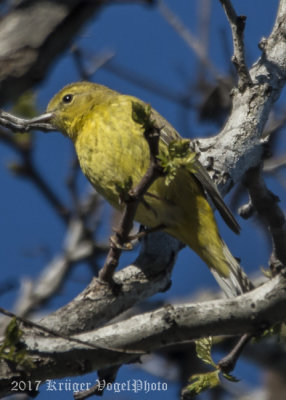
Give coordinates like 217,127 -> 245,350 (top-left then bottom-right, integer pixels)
62,94 -> 73,104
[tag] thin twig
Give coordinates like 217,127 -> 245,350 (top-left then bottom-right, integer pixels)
106,0 -> 154,4
66,156 -> 82,211
73,366 -> 120,400
219,0 -> 252,90
218,333 -> 252,374
197,0 -> 212,79
71,45 -> 115,80
99,113 -> 165,284
104,60 -> 193,108
0,121 -> 70,223
0,110 -> 55,132
158,0 -> 220,79
73,46 -> 193,109
22,158 -> 71,222
0,279 -> 17,297
264,155 -> 286,172
243,166 -> 286,272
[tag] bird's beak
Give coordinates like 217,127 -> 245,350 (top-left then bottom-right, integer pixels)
0,110 -> 56,133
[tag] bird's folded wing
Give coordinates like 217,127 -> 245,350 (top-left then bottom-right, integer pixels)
151,107 -> 240,234
193,158 -> 240,234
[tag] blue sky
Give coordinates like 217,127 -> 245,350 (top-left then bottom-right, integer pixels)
0,1 -> 283,399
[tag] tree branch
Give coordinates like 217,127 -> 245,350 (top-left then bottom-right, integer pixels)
0,0 -> 151,107
99,107 -> 164,284
158,1 -> 220,79
219,0 -> 252,90
243,166 -> 286,270
1,273 -> 286,397
197,0 -> 286,194
39,231 -> 180,336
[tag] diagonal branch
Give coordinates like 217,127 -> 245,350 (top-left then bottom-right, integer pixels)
243,166 -> 286,271
158,1 -> 220,79
219,0 -> 252,90
99,106 -> 164,284
0,126 -> 70,222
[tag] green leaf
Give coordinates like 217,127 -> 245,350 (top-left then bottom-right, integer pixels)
0,318 -> 33,369
183,337 -> 242,397
260,266 -> 272,278
157,139 -> 197,186
222,372 -> 240,382
195,337 -> 216,368
252,322 -> 282,342
184,370 -> 220,397
0,317 -> 23,352
168,139 -> 191,158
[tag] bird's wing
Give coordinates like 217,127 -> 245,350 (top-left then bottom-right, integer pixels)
151,108 -> 181,143
151,108 -> 240,234
192,158 -> 240,234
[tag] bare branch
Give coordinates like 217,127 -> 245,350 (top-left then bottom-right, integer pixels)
0,0 -> 148,106
0,110 -> 54,132
74,46 -> 193,109
0,216 -> 103,335
1,273 -> 286,397
264,154 -> 286,172
218,333 -> 251,374
243,166 -> 286,271
157,0 -> 220,79
0,120 -> 70,222
219,0 -> 252,90
197,0 -> 286,194
73,366 -> 119,400
15,220 -> 93,314
99,108 -> 164,284
39,231 -> 180,336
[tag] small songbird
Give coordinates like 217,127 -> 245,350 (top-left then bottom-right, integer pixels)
41,81 -> 251,296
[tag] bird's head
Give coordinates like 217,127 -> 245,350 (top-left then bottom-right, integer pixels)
44,81 -> 117,140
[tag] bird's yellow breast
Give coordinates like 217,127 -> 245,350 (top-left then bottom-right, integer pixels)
74,96 -> 187,228
75,99 -> 148,201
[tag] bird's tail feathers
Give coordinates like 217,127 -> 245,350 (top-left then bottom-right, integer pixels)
210,241 -> 253,298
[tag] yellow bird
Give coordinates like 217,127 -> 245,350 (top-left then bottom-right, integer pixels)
43,81 -> 250,296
